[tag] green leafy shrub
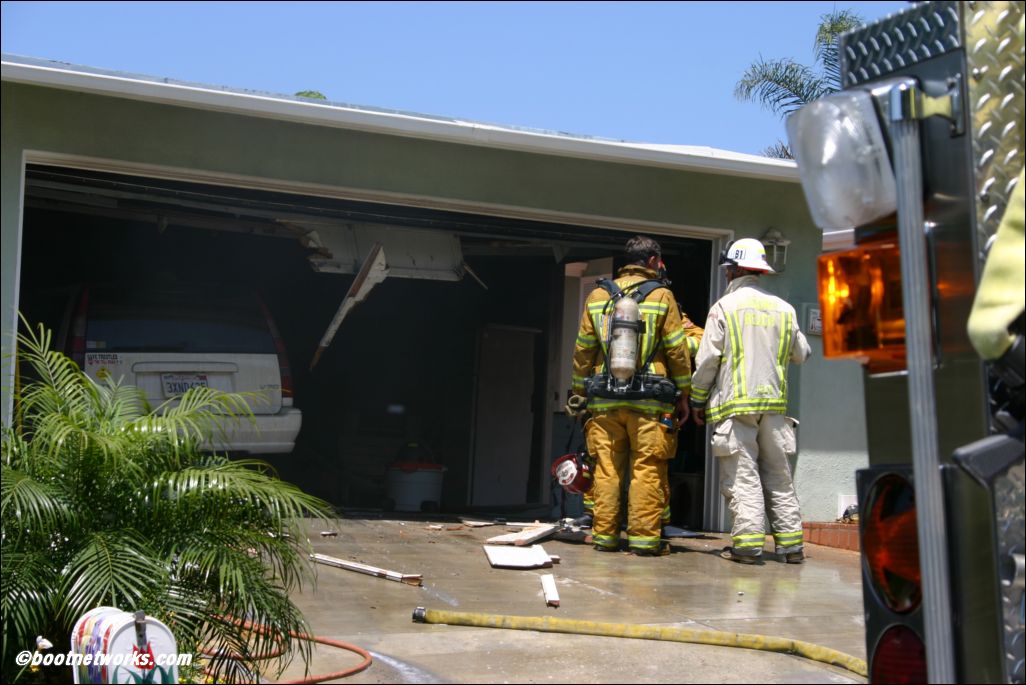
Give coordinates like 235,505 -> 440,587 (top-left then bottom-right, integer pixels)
2,322 -> 333,682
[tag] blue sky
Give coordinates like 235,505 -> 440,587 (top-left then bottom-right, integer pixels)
2,1 -> 905,155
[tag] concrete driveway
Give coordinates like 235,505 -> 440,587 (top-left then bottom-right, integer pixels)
277,518 -> 867,684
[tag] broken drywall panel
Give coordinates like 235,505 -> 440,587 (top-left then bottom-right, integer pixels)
483,544 -> 554,569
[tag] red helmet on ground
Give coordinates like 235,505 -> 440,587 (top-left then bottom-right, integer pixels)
551,451 -> 593,495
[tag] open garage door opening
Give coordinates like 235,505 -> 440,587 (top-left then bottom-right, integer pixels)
17,164 -> 713,525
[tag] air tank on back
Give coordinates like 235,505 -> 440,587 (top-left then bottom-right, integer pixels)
608,297 -> 640,382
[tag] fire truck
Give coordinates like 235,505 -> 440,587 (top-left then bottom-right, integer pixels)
785,1 -> 1024,683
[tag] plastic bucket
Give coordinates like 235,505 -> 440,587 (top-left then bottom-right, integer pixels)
70,608 -> 179,684
386,462 -> 445,512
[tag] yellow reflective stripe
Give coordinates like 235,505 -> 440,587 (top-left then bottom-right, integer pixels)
587,398 -> 675,415
640,313 -> 656,370
733,534 -> 765,548
628,536 -> 662,548
686,337 -> 699,357
691,385 -> 711,402
590,312 -> 610,357
726,310 -> 745,400
672,374 -> 691,386
639,301 -> 668,312
735,311 -> 747,398
776,311 -> 790,369
705,399 -> 787,423
774,531 -> 803,541
576,335 -> 598,348
663,329 -> 686,348
593,534 -> 619,548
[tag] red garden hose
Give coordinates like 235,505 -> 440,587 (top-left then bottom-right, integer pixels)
201,616 -> 372,683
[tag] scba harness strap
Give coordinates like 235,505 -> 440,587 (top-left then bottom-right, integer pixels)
587,277 -> 680,403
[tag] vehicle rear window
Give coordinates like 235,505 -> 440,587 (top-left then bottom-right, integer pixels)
85,287 -> 276,354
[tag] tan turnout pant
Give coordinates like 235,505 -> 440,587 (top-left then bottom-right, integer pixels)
712,413 -> 804,557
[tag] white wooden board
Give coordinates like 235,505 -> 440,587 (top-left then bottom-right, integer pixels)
484,524 -> 557,546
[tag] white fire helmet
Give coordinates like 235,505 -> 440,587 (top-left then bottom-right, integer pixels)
720,238 -> 775,273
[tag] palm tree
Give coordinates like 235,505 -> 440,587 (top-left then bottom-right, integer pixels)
2,321 -> 334,683
735,9 -> 864,158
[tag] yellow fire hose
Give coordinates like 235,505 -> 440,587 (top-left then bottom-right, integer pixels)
412,607 -> 868,678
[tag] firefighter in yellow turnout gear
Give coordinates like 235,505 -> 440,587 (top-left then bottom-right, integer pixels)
691,239 -> 811,564
576,311 -> 703,529
569,236 -> 692,555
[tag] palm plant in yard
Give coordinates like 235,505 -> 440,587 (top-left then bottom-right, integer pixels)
2,321 -> 333,683
734,9 -> 864,158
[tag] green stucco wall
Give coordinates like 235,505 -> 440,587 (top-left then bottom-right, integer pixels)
1,80 -> 865,522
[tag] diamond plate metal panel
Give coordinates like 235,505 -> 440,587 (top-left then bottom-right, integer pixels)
841,1 -> 963,87
994,461 -> 1025,685
965,6 -> 1024,683
965,1 -> 1025,262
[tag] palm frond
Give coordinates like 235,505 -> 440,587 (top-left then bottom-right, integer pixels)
814,10 -> 864,91
58,530 -> 168,623
763,140 -> 794,159
1,464 -> 74,535
1,549 -> 59,666
4,321 -> 331,684
734,57 -> 830,118
153,459 -> 332,523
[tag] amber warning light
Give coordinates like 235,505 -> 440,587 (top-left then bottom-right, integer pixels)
816,241 -> 907,374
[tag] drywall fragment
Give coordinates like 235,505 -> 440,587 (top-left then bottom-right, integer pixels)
540,574 -> 560,607
485,524 -> 557,546
311,553 -> 423,586
483,544 -> 553,569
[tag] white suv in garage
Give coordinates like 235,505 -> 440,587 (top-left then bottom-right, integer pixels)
65,284 -> 301,454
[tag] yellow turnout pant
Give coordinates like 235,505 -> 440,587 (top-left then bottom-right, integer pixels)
585,408 -> 675,552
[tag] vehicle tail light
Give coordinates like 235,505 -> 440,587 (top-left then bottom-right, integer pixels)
259,301 -> 294,406
871,625 -> 927,684
858,467 -> 927,683
863,473 -> 921,613
69,287 -> 89,368
817,240 -> 906,374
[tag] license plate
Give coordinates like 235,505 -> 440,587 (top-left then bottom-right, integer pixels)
161,373 -> 209,397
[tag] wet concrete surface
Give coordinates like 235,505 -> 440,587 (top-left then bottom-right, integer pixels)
276,518 -> 867,684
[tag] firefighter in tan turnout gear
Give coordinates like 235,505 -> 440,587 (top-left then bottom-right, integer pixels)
690,238 -> 811,564
567,236 -> 692,555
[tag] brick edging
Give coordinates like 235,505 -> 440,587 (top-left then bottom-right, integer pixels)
803,521 -> 860,552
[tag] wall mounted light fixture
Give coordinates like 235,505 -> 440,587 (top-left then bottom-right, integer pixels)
762,228 -> 791,273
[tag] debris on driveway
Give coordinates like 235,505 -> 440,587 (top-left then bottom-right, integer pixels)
485,523 -> 557,546
483,544 -> 556,569
461,519 -> 499,527
311,552 -> 424,586
540,573 -> 560,607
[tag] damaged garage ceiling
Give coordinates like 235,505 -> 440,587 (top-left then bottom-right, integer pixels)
26,168 -> 469,281
22,166 -> 696,275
